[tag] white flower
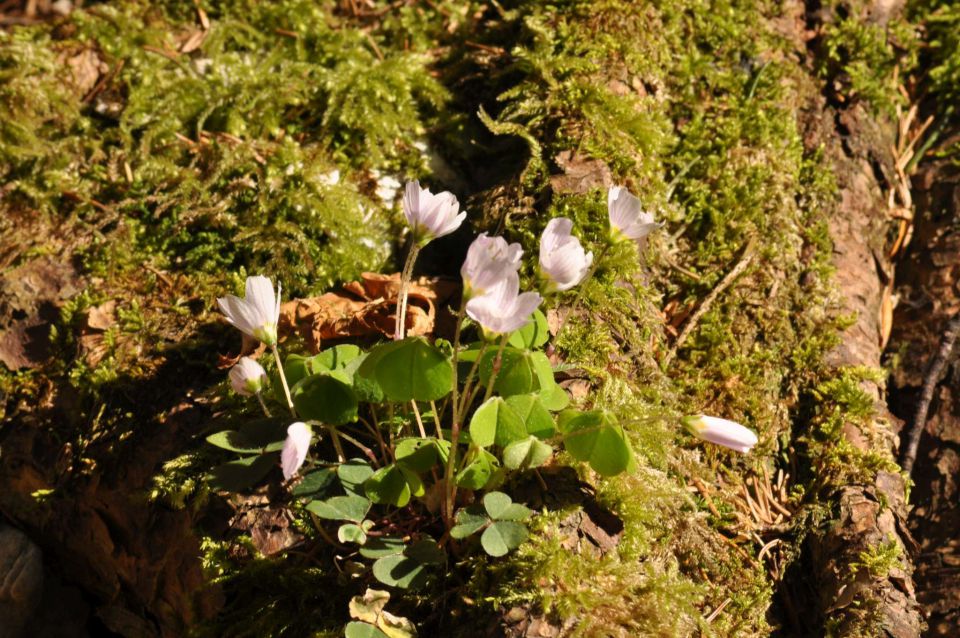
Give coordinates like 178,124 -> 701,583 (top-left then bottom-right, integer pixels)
608,186 -> 662,242
682,415 -> 758,454
281,422 -> 311,480
229,357 -> 267,396
403,180 -> 466,245
539,218 -> 593,292
466,272 -> 542,334
217,275 -> 282,346
461,233 -> 523,299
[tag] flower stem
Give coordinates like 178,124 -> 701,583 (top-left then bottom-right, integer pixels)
411,400 -> 427,438
448,296 -> 468,423
271,344 -> 295,416
394,244 -> 421,340
336,430 -> 379,466
328,426 -> 346,463
255,391 -> 272,418
429,400 -> 443,440
455,340 -> 488,424
442,297 -> 468,525
482,334 -> 510,404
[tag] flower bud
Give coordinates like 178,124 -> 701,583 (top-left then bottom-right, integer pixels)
682,415 -> 758,453
229,357 -> 267,396
281,422 -> 311,480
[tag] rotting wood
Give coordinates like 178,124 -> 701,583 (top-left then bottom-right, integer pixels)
790,0 -> 923,633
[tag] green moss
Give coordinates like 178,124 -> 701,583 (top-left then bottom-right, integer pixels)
852,536 -> 903,579
819,12 -> 916,114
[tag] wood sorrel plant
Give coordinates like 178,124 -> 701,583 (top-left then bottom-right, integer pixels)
207,183 -> 659,593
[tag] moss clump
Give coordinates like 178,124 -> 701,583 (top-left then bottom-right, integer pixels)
819,9 -> 916,113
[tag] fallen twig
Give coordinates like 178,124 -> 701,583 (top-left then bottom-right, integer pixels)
901,311 -> 960,474
663,237 -> 757,367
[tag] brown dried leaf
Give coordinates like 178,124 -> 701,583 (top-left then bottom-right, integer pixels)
0,322 -> 46,370
86,300 -> 117,331
277,273 -> 458,353
549,150 -> 612,195
178,29 -> 207,53
63,48 -> 106,96
231,506 -> 302,557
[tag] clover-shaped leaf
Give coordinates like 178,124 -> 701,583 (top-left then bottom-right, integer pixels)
305,495 -> 370,523
207,454 -> 276,492
364,464 -> 424,507
504,394 -> 555,438
469,397 -> 526,448
395,437 -> 441,473
339,459 -> 375,497
507,309 -> 549,350
360,338 -> 453,402
481,521 -> 529,557
368,537 -> 442,590
347,588 -> 417,638
292,373 -> 358,425
502,436 -> 553,470
450,505 -> 487,539
451,493 -> 532,555
483,491 -> 532,521
479,348 -> 537,397
338,522 -> 369,544
291,467 -> 337,498
455,448 -> 499,490
310,344 -> 361,372
562,410 -> 633,477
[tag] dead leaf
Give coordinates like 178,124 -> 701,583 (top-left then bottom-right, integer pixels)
0,257 -> 80,370
349,588 -> 418,638
79,333 -> 109,366
546,309 -> 562,336
230,506 -> 302,557
63,48 -> 107,96
86,300 -> 117,331
178,29 -> 207,53
277,272 -> 458,353
0,322 -> 47,370
549,150 -> 612,195
217,273 -> 458,364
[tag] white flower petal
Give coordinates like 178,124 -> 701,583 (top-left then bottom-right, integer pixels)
684,415 -> 758,454
402,181 -> 465,243
281,422 -> 312,480
608,186 -> 659,243
461,233 -> 524,298
218,276 -> 280,343
217,294 -> 257,336
466,272 -> 541,334
539,217 -> 592,291
403,180 -> 421,227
